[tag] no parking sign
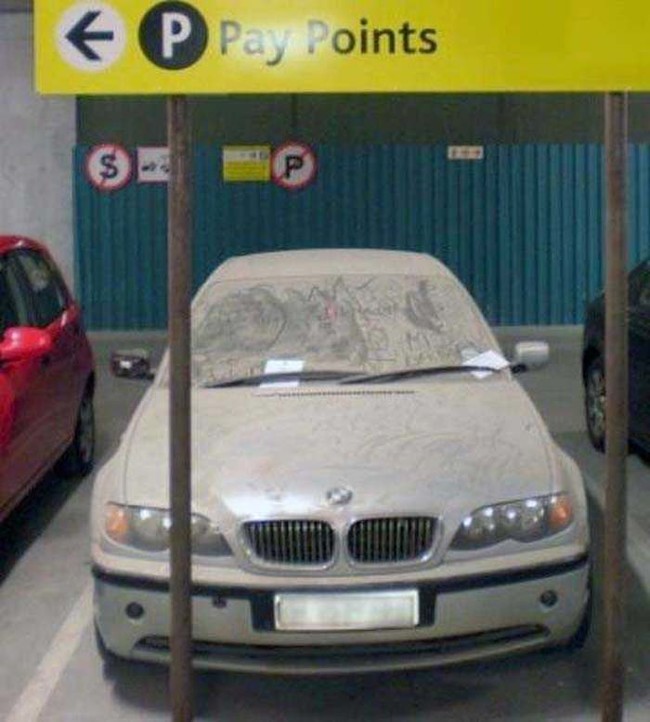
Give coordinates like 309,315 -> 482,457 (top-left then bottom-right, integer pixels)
271,142 -> 317,190
85,144 -> 132,191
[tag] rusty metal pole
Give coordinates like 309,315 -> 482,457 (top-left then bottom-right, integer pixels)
168,95 -> 193,722
601,91 -> 628,722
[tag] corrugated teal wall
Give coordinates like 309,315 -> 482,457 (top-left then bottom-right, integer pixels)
74,144 -> 650,329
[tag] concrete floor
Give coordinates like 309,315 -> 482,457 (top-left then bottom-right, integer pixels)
0,327 -> 648,721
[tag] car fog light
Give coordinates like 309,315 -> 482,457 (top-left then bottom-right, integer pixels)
540,590 -> 558,609
126,602 -> 145,620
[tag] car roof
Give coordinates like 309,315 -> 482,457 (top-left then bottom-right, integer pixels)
0,235 -> 47,256
211,249 -> 451,283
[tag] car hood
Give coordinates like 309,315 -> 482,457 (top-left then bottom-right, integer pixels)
117,380 -> 557,529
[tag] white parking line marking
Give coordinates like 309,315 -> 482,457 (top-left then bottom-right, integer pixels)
583,472 -> 650,596
6,583 -> 93,722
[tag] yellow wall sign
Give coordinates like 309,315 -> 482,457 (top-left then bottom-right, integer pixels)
222,146 -> 271,182
36,1 -> 650,95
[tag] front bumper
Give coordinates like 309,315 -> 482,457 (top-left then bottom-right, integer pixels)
93,554 -> 590,674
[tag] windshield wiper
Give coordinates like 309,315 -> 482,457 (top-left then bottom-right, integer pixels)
339,364 -> 509,385
203,369 -> 366,389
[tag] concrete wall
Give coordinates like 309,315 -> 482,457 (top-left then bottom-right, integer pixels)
0,13 -> 76,287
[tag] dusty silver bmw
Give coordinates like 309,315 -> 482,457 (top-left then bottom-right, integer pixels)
91,249 -> 590,673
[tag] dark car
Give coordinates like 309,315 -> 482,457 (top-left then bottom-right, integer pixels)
0,236 -> 96,523
582,258 -> 650,451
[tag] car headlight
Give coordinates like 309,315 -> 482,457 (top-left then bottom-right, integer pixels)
104,503 -> 232,556
450,493 -> 574,550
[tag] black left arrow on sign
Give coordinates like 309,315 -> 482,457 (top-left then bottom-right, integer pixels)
66,11 -> 115,61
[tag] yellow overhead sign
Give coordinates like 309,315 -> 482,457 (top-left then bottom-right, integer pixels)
36,0 -> 650,95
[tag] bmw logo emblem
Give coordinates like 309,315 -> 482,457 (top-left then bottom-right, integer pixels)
326,487 -> 353,506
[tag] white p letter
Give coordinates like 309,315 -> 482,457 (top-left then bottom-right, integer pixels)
162,13 -> 192,59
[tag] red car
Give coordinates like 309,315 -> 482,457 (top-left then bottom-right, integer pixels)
0,236 -> 95,523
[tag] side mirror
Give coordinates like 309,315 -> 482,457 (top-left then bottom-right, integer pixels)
0,327 -> 52,363
511,341 -> 550,373
111,349 -> 154,380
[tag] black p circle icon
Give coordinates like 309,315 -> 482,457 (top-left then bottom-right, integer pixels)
139,1 -> 208,70
284,155 -> 304,179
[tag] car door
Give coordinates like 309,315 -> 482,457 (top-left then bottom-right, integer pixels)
10,249 -> 79,454
0,254 -> 51,513
629,264 -> 650,447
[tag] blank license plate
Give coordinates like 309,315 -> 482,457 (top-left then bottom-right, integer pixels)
274,590 -> 419,631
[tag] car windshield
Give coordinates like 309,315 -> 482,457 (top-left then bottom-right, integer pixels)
181,273 -> 497,388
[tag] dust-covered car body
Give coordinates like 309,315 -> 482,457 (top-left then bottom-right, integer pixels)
92,249 -> 590,674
